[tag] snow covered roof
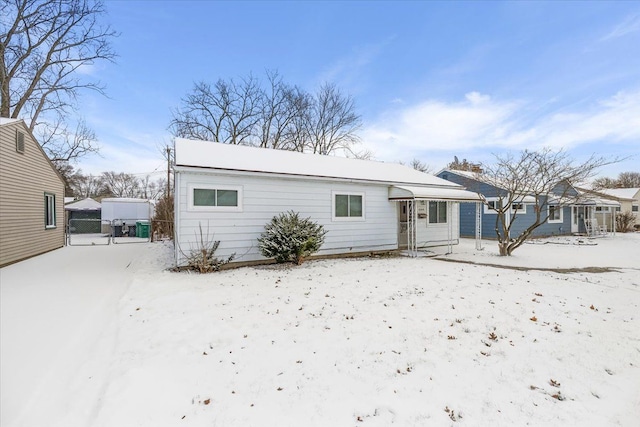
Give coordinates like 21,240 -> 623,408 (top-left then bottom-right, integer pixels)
175,138 -> 463,188
0,118 -> 21,126
101,198 -> 151,204
389,185 -> 483,202
64,197 -> 101,211
594,188 -> 640,201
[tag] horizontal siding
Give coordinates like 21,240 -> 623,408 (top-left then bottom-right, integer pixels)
415,202 -> 460,246
175,171 -> 401,265
0,123 -> 65,266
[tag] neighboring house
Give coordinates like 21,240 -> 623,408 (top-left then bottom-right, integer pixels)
580,187 -> 640,230
173,139 -> 483,266
436,169 -> 619,238
65,197 -> 102,234
0,118 -> 65,267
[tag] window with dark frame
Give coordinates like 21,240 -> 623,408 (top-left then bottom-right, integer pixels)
335,194 -> 363,218
548,205 -> 562,222
193,188 -> 238,207
428,201 -> 447,224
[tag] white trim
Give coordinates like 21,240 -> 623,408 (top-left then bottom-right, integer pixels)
332,191 -> 365,222
187,183 -> 243,212
548,205 -> 563,223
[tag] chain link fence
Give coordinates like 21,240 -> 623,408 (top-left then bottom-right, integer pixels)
66,219 -> 111,246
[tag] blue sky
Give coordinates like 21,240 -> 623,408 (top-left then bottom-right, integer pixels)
77,1 -> 640,181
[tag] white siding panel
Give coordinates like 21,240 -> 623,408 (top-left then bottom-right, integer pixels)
415,202 -> 460,248
175,171 -> 399,265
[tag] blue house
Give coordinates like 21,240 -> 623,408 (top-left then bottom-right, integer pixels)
436,169 -> 618,239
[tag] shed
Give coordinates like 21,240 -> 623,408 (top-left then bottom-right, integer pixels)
173,138 -> 483,266
65,197 -> 102,234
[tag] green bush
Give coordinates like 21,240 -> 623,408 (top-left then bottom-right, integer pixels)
257,211 -> 327,265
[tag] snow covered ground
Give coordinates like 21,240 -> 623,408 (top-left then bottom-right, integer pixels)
1,234 -> 639,426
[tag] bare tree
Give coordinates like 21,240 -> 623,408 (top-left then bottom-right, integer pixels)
258,70 -> 309,151
591,176 -> 618,190
38,118 -> 99,162
410,158 -> 432,173
1,0 -> 116,161
306,82 -> 361,155
592,171 -> 640,189
170,72 -> 363,157
72,172 -> 104,199
615,171 -> 640,188
171,75 -> 262,145
480,149 -> 615,256
139,175 -> 166,200
281,88 -> 313,152
101,171 -> 140,198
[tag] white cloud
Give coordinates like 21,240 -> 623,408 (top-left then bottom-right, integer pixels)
600,12 -> 640,42
361,89 -> 640,162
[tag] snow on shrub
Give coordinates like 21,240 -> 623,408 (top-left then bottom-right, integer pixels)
257,211 -> 327,265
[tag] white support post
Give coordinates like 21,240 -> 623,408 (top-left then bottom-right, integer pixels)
447,201 -> 453,254
612,208 -> 616,236
407,200 -> 415,257
475,201 -> 482,250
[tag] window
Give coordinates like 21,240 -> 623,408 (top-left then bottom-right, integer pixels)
511,202 -> 527,214
188,184 -> 242,212
548,205 -> 563,223
595,206 -> 610,212
484,199 -> 502,214
333,193 -> 364,220
16,131 -> 25,154
428,201 -> 447,224
632,205 -> 638,212
45,193 -> 56,228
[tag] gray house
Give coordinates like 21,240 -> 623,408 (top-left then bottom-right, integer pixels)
0,118 -> 65,267
173,139 -> 483,266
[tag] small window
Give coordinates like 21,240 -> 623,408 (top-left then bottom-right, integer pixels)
45,193 -> 56,228
333,192 -> 364,221
484,199 -> 501,214
632,205 -> 638,212
511,202 -> 527,214
595,206 -> 609,212
16,131 -> 25,154
548,205 -> 563,223
428,201 -> 447,224
188,184 -> 242,212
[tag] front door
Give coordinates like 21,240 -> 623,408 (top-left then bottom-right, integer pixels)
571,206 -> 585,234
398,201 -> 408,248
571,206 -> 579,233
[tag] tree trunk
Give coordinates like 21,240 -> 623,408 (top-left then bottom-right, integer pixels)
498,241 -> 510,256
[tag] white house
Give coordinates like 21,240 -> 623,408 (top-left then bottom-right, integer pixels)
173,139 -> 483,266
